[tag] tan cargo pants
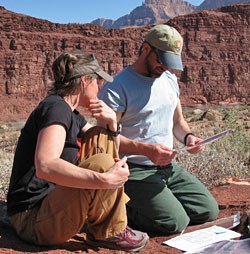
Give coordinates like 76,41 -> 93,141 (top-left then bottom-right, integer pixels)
11,126 -> 129,245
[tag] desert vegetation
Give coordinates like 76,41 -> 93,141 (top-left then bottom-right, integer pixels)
0,106 -> 249,200
175,105 -> 250,188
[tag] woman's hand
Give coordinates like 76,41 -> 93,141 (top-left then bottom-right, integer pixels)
102,157 -> 129,189
88,98 -> 117,127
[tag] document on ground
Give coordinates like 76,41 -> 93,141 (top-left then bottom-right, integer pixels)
163,225 -> 241,252
185,238 -> 250,254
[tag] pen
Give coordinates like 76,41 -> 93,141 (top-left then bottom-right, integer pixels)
180,228 -> 186,236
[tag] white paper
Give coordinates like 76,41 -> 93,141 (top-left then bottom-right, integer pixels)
174,129 -> 232,153
185,238 -> 250,254
163,226 -> 241,252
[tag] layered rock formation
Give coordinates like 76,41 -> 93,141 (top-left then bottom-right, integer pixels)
168,3 -> 250,105
92,0 -> 250,29
0,3 -> 249,121
92,0 -> 195,28
197,0 -> 250,11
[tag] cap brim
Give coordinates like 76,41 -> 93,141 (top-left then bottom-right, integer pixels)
158,50 -> 183,71
96,69 -> 113,82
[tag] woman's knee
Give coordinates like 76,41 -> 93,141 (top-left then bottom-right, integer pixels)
80,126 -> 118,161
79,153 -> 115,173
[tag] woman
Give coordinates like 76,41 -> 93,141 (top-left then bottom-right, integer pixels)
7,52 -> 148,252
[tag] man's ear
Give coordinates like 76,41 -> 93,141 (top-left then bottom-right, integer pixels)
139,42 -> 151,56
142,42 -> 151,53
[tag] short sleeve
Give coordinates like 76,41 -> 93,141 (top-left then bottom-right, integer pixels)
99,81 -> 127,113
35,97 -> 73,132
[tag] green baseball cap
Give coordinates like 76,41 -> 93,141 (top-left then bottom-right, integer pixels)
145,24 -> 183,71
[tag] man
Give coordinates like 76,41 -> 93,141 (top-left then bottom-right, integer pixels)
99,24 -> 219,234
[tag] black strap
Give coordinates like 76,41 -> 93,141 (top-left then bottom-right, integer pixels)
184,132 -> 194,145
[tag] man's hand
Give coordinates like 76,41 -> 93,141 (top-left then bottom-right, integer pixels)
185,135 -> 205,154
146,143 -> 177,166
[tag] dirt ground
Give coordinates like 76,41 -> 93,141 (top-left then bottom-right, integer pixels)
0,183 -> 250,254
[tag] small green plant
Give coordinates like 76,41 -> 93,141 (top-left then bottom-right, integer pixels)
175,106 -> 250,188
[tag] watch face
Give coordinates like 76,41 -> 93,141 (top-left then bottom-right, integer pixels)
117,123 -> 122,133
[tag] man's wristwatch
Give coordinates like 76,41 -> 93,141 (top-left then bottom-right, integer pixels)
106,123 -> 122,137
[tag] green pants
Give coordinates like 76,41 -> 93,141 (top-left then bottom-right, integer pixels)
125,162 -> 219,234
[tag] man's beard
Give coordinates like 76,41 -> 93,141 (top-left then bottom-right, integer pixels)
145,52 -> 165,78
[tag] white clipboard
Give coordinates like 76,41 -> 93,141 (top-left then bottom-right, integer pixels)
174,129 -> 232,153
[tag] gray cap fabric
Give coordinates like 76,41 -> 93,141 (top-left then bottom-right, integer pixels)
70,55 -> 113,82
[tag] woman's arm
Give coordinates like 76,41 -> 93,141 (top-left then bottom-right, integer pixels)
82,122 -> 94,133
35,124 -> 128,189
89,98 -> 120,148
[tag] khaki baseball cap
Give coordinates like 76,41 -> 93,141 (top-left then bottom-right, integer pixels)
145,24 -> 183,71
53,53 -> 113,84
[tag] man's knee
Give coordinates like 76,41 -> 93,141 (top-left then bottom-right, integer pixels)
159,212 -> 190,234
126,205 -> 189,234
189,198 -> 219,225
202,199 -> 220,222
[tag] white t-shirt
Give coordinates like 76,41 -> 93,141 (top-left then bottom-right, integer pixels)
99,66 -> 180,165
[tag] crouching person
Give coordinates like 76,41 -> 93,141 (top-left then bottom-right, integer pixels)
7,52 -> 149,252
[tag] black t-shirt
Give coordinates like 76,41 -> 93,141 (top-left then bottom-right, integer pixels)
7,95 -> 87,216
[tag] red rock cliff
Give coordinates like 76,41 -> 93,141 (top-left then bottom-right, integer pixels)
0,3 -> 249,121
168,3 -> 250,105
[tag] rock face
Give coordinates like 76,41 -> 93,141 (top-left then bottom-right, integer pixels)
168,3 -> 250,105
92,0 -> 195,28
197,0 -> 250,11
0,3 -> 249,121
92,0 -> 250,29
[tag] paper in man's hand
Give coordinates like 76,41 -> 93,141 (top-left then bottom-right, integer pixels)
174,129 -> 232,153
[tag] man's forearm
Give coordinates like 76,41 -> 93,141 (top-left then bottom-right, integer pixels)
173,119 -> 193,144
119,135 -> 150,156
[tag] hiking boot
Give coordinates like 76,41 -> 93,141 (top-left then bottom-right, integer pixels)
86,226 -> 149,252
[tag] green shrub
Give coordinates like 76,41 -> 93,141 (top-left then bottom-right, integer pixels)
175,106 -> 250,188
